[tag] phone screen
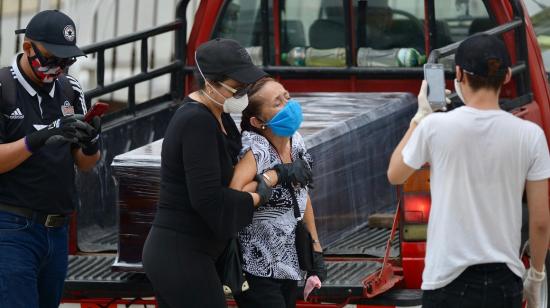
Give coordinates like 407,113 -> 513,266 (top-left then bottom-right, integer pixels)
423,63 -> 446,110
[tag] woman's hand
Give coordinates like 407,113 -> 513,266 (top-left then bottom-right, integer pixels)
253,174 -> 272,207
273,158 -> 313,188
307,251 -> 327,282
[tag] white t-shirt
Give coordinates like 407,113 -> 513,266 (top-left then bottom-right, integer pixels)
402,106 -> 550,290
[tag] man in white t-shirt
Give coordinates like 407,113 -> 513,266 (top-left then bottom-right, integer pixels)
387,34 -> 550,307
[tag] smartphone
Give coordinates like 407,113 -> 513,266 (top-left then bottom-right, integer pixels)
83,102 -> 109,122
423,63 -> 447,110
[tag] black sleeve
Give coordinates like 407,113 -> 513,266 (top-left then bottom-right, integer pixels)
65,74 -> 88,115
181,111 -> 254,238
0,90 -> 6,143
0,112 -> 5,144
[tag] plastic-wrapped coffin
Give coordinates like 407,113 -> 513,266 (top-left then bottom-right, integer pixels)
111,92 -> 416,270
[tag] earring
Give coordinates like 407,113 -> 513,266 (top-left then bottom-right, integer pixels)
261,125 -> 267,130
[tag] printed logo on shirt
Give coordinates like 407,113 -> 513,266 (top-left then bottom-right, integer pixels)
8,108 -> 24,120
61,101 -> 74,116
33,124 -> 47,131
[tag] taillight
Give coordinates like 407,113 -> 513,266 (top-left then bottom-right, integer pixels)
401,193 -> 431,241
401,168 -> 431,241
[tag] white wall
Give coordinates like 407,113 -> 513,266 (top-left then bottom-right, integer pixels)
0,0 -> 200,103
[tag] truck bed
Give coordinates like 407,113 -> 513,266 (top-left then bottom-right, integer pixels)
324,225 -> 400,258
63,255 -> 153,300
64,255 -> 422,306
65,92 -> 420,304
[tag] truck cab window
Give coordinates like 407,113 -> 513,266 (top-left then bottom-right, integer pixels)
435,0 -> 494,45
434,0 -> 494,68
280,0 -> 346,67
355,0 -> 425,68
524,0 -> 550,78
214,0 -> 271,65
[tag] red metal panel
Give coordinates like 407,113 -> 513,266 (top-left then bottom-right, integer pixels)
186,0 -> 225,65
401,257 -> 425,289
489,0 -> 550,145
68,214 -> 78,254
400,242 -> 426,259
273,0 -> 281,66
400,242 -> 425,289
520,3 -> 550,147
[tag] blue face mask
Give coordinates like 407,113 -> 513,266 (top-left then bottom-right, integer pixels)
265,99 -> 303,137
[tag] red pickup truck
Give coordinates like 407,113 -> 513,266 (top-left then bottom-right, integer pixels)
61,0 -> 550,307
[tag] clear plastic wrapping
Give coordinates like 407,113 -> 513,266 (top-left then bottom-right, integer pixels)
112,93 -> 416,266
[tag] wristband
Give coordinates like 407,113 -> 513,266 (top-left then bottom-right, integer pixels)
527,265 -> 546,282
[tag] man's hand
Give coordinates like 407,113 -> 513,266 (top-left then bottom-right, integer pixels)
524,266 -> 545,308
74,115 -> 101,155
411,80 -> 451,125
25,115 -> 81,152
273,158 -> 313,188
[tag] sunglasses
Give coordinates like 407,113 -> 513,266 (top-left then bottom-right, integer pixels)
218,82 -> 252,99
31,43 -> 76,69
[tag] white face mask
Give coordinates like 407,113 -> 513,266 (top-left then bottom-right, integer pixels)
222,94 -> 249,114
195,51 -> 249,114
454,78 -> 466,104
204,83 -> 249,114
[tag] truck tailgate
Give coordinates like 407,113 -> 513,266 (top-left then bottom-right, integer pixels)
64,255 -> 153,299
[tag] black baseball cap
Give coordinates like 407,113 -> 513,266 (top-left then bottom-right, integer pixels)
455,34 -> 510,77
196,38 -> 267,84
15,10 -> 85,58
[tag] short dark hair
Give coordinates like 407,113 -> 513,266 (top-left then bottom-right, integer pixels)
461,59 -> 507,92
240,77 -> 277,134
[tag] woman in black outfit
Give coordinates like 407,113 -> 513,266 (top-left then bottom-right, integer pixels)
141,38 -> 272,308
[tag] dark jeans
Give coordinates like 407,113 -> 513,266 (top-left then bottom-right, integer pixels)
422,263 -> 523,308
234,272 -> 298,308
0,211 -> 68,308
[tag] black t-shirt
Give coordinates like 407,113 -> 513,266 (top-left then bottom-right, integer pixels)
154,98 -> 254,246
0,56 -> 87,214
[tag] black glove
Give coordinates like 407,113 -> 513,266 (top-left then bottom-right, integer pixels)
254,174 -> 272,206
307,251 -> 327,282
74,115 -> 101,155
25,115 -> 81,152
273,158 -> 313,188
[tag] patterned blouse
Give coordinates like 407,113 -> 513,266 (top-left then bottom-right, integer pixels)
238,131 -> 311,280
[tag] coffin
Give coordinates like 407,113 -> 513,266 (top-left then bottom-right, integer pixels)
112,92 -> 416,271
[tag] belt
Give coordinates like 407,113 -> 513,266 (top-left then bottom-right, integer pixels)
0,203 -> 70,228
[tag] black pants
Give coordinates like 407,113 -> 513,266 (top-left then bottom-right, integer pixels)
422,263 -> 523,308
234,272 -> 298,308
142,226 -> 227,308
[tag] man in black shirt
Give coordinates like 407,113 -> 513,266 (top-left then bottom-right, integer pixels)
0,10 -> 100,308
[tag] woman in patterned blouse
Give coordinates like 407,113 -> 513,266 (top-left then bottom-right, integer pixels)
230,77 -> 326,308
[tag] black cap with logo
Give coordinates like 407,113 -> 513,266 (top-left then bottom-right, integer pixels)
15,10 -> 85,58
455,34 -> 511,77
196,38 -> 267,84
